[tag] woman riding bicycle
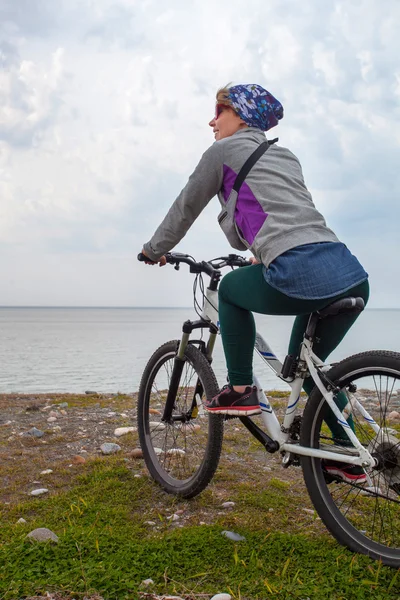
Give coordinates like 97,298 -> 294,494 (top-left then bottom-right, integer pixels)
141,83 -> 369,483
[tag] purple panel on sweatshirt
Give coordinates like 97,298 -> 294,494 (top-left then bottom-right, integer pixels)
222,164 -> 236,202
222,164 -> 268,245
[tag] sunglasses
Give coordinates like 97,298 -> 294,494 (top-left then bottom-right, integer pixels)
215,104 -> 226,119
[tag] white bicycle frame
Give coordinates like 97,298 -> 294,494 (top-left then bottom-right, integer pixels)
202,288 -> 378,469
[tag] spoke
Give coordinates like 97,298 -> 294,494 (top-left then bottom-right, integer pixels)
144,353 -> 210,482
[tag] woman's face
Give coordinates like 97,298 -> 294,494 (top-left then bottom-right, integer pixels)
209,104 -> 246,141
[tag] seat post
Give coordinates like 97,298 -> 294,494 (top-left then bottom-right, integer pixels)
305,313 -> 319,341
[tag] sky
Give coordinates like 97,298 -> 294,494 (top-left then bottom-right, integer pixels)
1,0 -> 399,308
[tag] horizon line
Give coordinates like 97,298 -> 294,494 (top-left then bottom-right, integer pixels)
0,305 -> 399,311
0,305 -> 193,309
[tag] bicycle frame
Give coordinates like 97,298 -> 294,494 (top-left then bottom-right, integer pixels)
200,287 -> 378,469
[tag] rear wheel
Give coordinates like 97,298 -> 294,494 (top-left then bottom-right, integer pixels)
137,340 -> 223,498
301,350 -> 400,566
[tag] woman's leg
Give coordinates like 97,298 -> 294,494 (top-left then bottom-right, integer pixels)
218,264 -> 366,385
209,264 -> 312,416
218,264 -> 302,385
288,279 -> 370,439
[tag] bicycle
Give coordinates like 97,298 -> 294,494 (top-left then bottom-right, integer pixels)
137,251 -> 400,566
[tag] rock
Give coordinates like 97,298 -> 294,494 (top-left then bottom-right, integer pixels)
211,594 -> 232,600
85,390 -> 98,395
26,528 -> 59,543
134,474 -> 142,478
42,405 -> 53,411
49,411 -> 59,418
303,508 -> 315,515
388,411 -> 400,420
100,443 -> 121,455
72,455 -> 86,464
129,448 -> 143,458
40,469 -> 53,475
144,521 -> 156,526
221,501 -> 235,508
17,518 -> 27,524
60,409 -> 67,416
141,579 -> 154,586
268,508 -> 274,512
0,420 -> 12,427
167,514 -> 180,521
26,404 -> 40,412
149,408 -> 161,415
120,412 -> 128,418
221,530 -> 245,542
149,421 -> 166,430
180,423 -> 201,432
47,417 -> 57,423
24,427 -> 45,438
52,425 -> 62,432
59,402 -> 69,408
114,427 -> 137,437
361,486 -> 383,496
30,488 -> 49,496
383,427 -> 399,435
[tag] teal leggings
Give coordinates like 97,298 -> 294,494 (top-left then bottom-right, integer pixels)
218,264 -> 370,440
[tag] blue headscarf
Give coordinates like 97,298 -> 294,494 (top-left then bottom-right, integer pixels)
227,84 -> 284,131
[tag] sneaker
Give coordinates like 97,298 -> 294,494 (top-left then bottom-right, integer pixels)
323,460 -> 367,484
205,384 -> 261,416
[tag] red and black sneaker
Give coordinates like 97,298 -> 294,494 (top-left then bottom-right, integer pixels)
205,384 -> 261,416
322,460 -> 367,485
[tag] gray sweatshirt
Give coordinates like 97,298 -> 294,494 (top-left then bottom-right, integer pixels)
143,128 -> 339,265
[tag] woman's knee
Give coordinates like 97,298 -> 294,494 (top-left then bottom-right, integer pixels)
218,269 -> 240,303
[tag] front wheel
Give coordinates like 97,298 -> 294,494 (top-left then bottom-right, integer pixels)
137,340 -> 223,498
301,350 -> 400,566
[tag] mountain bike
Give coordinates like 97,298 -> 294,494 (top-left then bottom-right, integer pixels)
137,251 -> 400,566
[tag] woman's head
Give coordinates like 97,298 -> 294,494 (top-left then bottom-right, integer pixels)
209,83 -> 284,141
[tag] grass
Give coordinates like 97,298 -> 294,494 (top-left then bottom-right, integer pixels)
1,457 -> 400,600
1,391 -> 400,599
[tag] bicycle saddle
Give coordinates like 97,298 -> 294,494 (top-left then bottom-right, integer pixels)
317,296 -> 365,319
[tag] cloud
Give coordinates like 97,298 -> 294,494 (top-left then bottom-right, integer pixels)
1,0 -> 399,306
0,43 -> 67,147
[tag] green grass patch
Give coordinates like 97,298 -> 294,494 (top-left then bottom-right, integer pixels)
1,459 -> 399,600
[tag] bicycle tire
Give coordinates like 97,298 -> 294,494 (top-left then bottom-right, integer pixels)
301,350 -> 400,566
137,340 -> 224,498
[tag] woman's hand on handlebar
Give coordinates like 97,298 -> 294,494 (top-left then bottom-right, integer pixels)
248,256 -> 260,265
140,249 -> 167,266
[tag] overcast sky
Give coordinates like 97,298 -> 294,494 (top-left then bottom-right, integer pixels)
1,0 -> 399,308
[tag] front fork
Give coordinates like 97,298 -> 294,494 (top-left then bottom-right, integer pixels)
161,322 -> 218,423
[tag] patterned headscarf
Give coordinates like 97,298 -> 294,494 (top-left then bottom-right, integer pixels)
227,84 -> 284,131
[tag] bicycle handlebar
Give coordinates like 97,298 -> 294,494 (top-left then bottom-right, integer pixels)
137,252 -> 252,275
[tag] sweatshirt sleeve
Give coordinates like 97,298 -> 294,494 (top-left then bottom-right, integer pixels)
143,142 -> 224,261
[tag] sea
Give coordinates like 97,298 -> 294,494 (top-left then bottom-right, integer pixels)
1,307 -> 400,394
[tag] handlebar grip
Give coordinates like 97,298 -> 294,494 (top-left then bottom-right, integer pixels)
137,252 -> 156,263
